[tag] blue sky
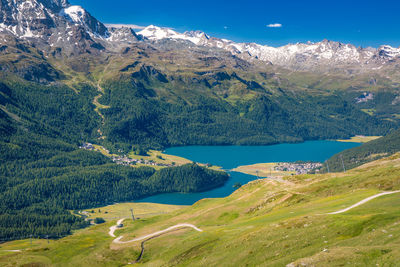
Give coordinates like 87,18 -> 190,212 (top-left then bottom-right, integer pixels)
70,0 -> 400,48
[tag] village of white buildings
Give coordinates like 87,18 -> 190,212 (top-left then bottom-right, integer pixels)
274,162 -> 323,174
79,143 -> 173,167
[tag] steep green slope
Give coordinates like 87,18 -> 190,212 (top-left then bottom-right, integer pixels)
325,129 -> 400,172
98,71 -> 395,151
1,154 -> 399,266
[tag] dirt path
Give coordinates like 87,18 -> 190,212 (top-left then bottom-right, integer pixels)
133,227 -> 189,263
326,190 -> 400,215
109,220 -> 203,263
108,218 -> 126,237
92,59 -> 112,139
113,223 -> 202,244
93,94 -> 107,123
92,81 -> 111,140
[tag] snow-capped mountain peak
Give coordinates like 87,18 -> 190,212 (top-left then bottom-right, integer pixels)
0,0 -> 112,54
138,24 -> 400,71
60,5 -> 86,25
377,45 -> 400,59
184,30 -> 210,40
59,5 -> 109,38
138,26 -> 209,45
139,25 -> 179,40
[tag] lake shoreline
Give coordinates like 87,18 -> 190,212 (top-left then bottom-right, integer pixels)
136,141 -> 361,205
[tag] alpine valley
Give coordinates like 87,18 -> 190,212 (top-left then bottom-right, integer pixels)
1,0 -> 400,265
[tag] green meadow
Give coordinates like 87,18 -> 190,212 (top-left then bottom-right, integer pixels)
1,154 -> 400,266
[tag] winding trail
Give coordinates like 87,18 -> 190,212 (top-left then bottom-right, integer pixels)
92,82 -> 110,140
109,218 -> 126,237
326,190 -> 400,215
112,223 -> 203,244
93,94 -> 107,123
109,219 -> 203,263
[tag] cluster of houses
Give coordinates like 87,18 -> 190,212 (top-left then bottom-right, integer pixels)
80,143 -> 173,168
111,155 -> 137,166
111,155 -> 172,167
79,143 -> 96,150
274,162 -> 322,175
355,92 -> 374,103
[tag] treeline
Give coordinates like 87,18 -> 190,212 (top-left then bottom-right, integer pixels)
143,164 -> 228,193
0,206 -> 88,241
1,162 -> 228,212
0,80 -> 100,144
324,129 -> 400,172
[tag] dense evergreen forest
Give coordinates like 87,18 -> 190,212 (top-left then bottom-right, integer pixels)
0,79 -> 228,241
99,77 -> 395,151
324,129 -> 400,172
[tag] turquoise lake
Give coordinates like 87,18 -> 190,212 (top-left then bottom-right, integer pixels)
137,141 -> 360,205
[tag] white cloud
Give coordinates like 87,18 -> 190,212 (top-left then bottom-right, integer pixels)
105,24 -> 147,30
266,23 -> 282,28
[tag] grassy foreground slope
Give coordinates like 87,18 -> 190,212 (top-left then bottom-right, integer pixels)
1,154 -> 400,266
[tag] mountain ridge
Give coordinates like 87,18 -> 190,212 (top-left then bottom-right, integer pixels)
0,0 -> 399,71
137,25 -> 400,71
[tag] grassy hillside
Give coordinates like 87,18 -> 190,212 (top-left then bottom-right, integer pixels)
2,154 -> 400,266
325,129 -> 400,172
82,202 -> 186,221
337,135 -> 381,143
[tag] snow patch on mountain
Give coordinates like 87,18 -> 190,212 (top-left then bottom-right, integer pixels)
377,45 -> 400,59
60,5 -> 86,25
137,25 -> 400,70
139,25 -> 209,45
